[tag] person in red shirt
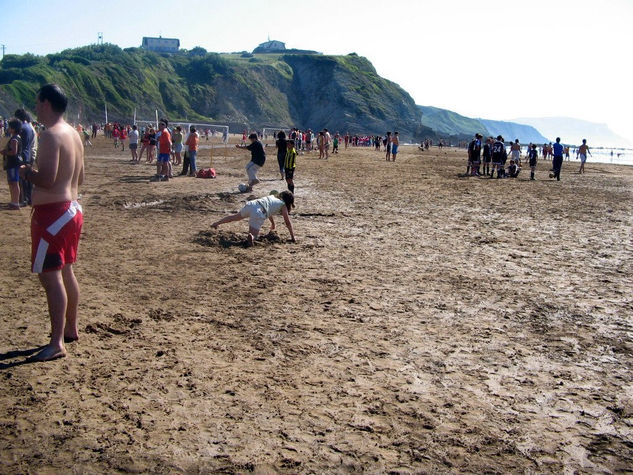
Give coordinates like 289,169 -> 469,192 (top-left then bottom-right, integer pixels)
112,126 -> 120,148
152,119 -> 172,181
120,126 -> 127,152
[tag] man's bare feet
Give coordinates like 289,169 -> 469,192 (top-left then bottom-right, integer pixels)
27,344 -> 66,362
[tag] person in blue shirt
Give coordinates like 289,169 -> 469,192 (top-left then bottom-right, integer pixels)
551,137 -> 564,181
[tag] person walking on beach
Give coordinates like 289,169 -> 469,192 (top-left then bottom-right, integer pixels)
391,132 -> 400,161
236,133 -> 266,191
577,139 -> 591,174
528,144 -> 538,180
550,137 -> 564,181
211,191 -> 296,247
18,84 -> 84,361
275,131 -> 287,180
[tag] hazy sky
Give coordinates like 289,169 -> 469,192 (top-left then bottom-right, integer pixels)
2,0 -> 632,143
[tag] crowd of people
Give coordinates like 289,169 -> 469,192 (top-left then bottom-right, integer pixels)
0,82 -> 607,361
465,134 -> 592,181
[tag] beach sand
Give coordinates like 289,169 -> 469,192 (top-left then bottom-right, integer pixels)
1,136 -> 632,472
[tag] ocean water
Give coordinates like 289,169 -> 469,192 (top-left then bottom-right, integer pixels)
521,148 -> 633,166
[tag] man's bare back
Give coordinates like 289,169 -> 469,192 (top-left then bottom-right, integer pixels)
19,84 -> 85,362
31,121 -> 84,206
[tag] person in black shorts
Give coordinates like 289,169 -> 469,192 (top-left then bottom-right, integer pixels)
491,135 -> 507,178
528,144 -> 538,180
482,137 -> 493,176
275,131 -> 287,180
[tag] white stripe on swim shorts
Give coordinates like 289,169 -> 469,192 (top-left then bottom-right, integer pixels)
32,239 -> 50,273
46,201 -> 82,236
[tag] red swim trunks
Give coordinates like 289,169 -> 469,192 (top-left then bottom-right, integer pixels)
31,201 -> 83,273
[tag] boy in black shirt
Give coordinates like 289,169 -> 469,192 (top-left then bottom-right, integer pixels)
491,135 -> 507,178
237,133 -> 266,191
482,137 -> 493,176
528,144 -> 538,180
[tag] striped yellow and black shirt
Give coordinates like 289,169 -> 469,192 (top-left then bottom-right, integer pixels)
284,148 -> 297,170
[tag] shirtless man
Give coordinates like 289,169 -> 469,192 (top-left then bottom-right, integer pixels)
510,139 -> 521,166
19,84 -> 84,362
391,131 -> 400,161
577,138 -> 592,174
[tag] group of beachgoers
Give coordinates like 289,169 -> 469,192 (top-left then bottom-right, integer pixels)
465,134 -> 592,180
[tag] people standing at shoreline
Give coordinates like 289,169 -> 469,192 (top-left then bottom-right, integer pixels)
18,84 -> 84,361
577,139 -> 592,174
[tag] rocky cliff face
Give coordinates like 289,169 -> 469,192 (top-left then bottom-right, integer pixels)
0,45 -> 433,141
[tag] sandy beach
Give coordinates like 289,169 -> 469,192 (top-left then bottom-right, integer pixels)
1,136 -> 632,472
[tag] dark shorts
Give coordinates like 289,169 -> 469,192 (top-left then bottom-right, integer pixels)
284,168 -> 295,180
6,167 -> 20,183
157,153 -> 170,163
483,156 -> 491,163
129,143 -> 138,150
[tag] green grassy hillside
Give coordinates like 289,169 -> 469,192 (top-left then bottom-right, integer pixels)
0,44 -> 435,141
417,105 -> 487,138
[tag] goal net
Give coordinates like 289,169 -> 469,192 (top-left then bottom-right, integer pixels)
262,127 -> 291,147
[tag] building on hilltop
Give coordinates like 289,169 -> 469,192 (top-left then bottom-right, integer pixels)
251,40 -> 321,56
141,36 -> 180,53
253,40 -> 286,54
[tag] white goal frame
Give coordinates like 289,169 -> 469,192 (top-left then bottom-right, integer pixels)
262,127 -> 291,146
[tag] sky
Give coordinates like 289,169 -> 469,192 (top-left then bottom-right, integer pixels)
2,0 -> 632,144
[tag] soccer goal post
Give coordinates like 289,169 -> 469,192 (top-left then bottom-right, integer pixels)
262,127 -> 291,146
